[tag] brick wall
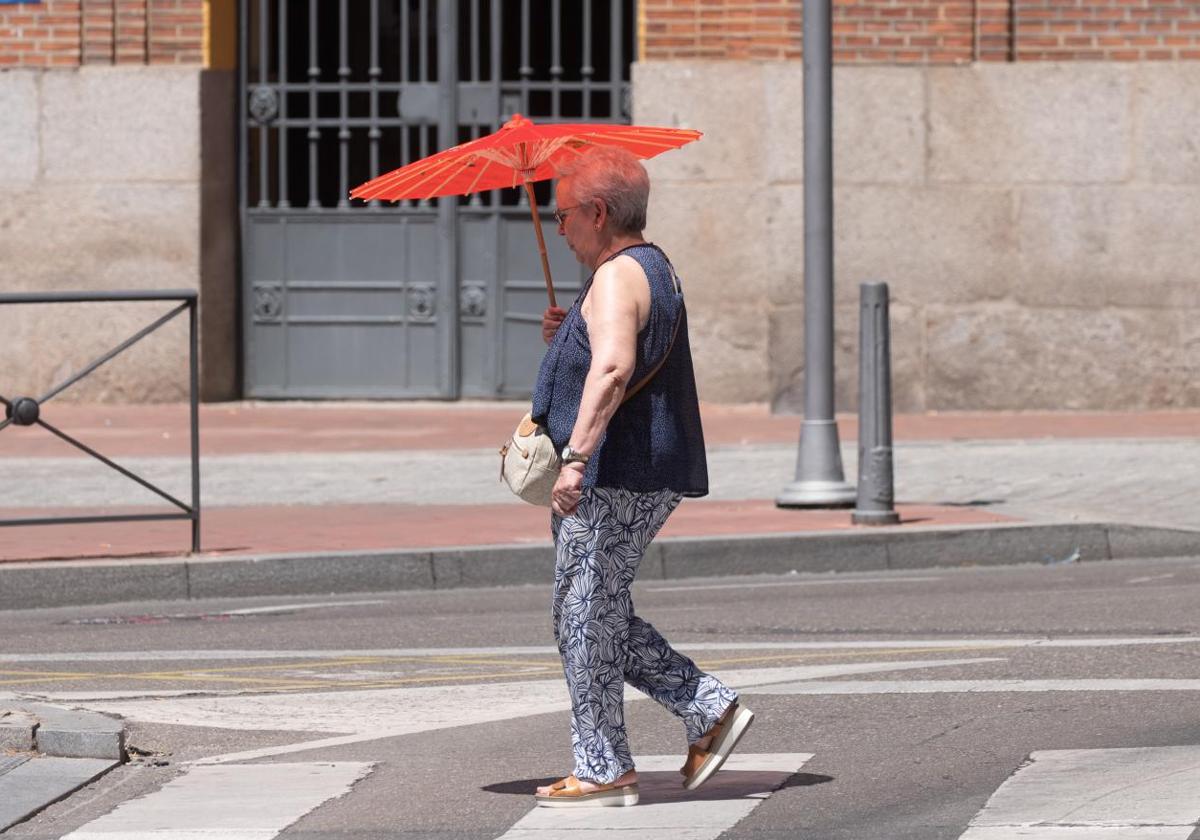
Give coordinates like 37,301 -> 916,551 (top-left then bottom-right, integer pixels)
641,0 -> 804,59
0,0 -> 202,67
642,0 -> 1200,62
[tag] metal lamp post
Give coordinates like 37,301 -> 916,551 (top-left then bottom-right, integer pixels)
777,0 -> 855,508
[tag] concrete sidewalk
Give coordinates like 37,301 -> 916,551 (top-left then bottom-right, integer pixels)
1,402 -> 1198,607
0,703 -> 126,832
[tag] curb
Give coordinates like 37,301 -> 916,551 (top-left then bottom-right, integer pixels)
0,704 -> 126,833
1,703 -> 126,761
1,521 -> 1199,610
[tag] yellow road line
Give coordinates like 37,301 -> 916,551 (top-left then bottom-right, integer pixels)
0,645 -> 1013,691
0,675 -> 101,686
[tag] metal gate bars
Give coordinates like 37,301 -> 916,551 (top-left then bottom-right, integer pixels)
0,291 -> 201,554
239,0 -> 633,399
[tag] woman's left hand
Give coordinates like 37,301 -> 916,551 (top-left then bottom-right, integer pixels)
551,463 -> 585,517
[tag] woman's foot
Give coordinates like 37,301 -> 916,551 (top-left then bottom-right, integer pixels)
534,769 -> 639,807
680,702 -> 755,790
536,768 -> 637,796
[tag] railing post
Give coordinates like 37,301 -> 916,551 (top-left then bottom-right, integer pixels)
853,281 -> 900,526
189,296 -> 202,552
0,290 -> 202,556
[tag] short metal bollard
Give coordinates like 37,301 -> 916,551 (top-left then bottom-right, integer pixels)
853,282 -> 900,526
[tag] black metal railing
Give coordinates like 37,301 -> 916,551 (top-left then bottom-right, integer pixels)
0,290 -> 201,552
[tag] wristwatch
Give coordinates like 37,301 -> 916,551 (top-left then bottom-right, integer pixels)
561,445 -> 590,465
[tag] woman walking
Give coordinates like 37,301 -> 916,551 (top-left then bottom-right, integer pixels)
531,146 -> 754,808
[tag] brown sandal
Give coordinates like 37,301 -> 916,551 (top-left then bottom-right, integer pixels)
534,774 -> 640,808
680,702 -> 756,790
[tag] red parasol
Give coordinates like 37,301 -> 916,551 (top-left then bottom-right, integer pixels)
350,114 -> 702,307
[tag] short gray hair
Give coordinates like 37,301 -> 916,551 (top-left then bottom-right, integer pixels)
558,146 -> 650,235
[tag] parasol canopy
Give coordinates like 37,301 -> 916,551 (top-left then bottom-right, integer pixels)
350,115 -> 702,306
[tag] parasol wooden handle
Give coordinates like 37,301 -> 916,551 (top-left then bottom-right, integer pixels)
523,181 -> 557,309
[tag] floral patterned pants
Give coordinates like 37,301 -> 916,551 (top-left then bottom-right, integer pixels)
550,487 -> 738,785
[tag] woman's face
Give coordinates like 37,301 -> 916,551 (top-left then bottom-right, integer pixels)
555,177 -> 601,267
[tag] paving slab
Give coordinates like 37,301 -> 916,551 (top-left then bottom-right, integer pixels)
0,403 -> 1196,609
0,756 -> 119,832
0,755 -> 31,777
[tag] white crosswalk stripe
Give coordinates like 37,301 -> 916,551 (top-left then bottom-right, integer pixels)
498,754 -> 812,840
959,746 -> 1200,839
2,636 -> 1197,664
50,659 -> 994,766
59,763 -> 373,840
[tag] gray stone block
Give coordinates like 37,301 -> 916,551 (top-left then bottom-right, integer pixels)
648,182 -> 772,308
431,543 -> 666,588
659,533 -> 889,579
1133,63 -> 1200,185
0,711 -> 36,752
0,183 -> 200,292
41,67 -> 201,183
885,523 -> 1111,570
767,301 -> 858,416
763,185 -> 805,307
634,61 -> 767,184
769,297 -> 924,415
24,704 -> 125,761
0,757 -> 118,833
0,560 -> 190,611
185,550 -> 435,599
0,181 -> 199,403
1105,525 -> 1200,560
0,302 -> 191,403
837,185 -> 1018,308
925,304 -> 1200,410
763,64 -> 926,185
928,64 -> 1133,184
432,544 -> 554,589
1013,186 -> 1200,311
0,71 -> 39,184
687,302 -> 772,403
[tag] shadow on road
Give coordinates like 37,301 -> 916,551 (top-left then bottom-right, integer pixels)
483,769 -> 834,801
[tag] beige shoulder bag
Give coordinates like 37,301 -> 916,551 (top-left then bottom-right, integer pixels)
500,285 -> 684,507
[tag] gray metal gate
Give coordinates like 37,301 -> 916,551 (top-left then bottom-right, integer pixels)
240,0 -> 634,398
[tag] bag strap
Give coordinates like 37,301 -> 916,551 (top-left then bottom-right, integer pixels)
620,258 -> 684,405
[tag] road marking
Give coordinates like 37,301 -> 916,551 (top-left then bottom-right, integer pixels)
60,762 -> 373,840
498,753 -> 812,840
56,659 -> 992,765
223,600 -> 391,615
1127,573 -> 1177,585
750,679 -> 1200,695
2,637 -> 1198,663
959,746 -> 1200,839
646,576 -> 943,592
62,601 -> 393,626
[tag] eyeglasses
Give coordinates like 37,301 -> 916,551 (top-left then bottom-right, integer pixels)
553,204 -> 582,226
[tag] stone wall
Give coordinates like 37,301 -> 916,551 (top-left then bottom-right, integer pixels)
634,60 -> 1200,411
0,66 -> 202,404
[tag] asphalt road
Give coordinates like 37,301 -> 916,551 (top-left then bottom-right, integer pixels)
3,555 -> 1200,839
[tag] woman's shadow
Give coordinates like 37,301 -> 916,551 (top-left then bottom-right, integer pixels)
484,769 -> 833,803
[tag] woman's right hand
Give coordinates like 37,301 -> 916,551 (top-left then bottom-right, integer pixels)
541,306 -> 567,345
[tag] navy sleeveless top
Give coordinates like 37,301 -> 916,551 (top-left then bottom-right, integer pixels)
530,243 -> 709,497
